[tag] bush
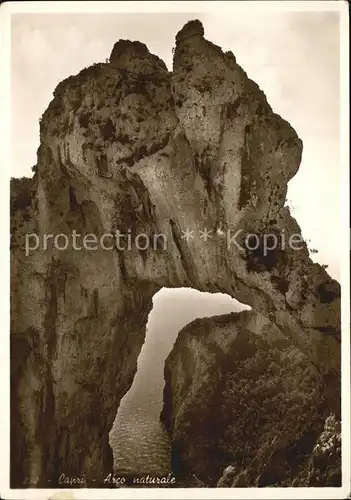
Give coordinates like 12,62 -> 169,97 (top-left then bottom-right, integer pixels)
10,177 -> 33,216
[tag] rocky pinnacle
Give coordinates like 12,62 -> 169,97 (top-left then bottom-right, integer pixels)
10,20 -> 340,487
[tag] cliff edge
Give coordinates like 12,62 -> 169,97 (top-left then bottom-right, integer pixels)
161,310 -> 340,486
10,19 -> 340,487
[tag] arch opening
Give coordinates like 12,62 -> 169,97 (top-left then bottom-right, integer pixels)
108,287 -> 249,482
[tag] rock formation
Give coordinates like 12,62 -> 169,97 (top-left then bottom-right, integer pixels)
161,310 -> 340,486
10,19 -> 340,487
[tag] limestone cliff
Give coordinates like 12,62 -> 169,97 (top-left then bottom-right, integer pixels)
10,19 -> 340,487
161,310 -> 340,486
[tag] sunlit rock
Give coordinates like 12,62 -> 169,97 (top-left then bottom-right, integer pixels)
10,19 -> 340,487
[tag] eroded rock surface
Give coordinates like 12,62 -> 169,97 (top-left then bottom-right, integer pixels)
161,310 -> 340,486
11,19 -> 340,487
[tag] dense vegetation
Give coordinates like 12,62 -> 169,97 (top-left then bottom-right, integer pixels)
168,328 -> 339,486
10,177 -> 33,216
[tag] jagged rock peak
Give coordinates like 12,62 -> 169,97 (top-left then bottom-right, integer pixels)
173,18 -> 237,73
10,17 -> 341,489
109,39 -> 168,73
175,19 -> 205,44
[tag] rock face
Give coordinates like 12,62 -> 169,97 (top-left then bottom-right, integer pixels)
10,19 -> 340,487
161,310 -> 340,486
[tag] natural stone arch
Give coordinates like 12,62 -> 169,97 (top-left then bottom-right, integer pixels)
10,20 -> 340,488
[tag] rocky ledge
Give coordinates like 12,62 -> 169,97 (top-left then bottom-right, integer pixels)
161,310 -> 341,486
11,19 -> 340,487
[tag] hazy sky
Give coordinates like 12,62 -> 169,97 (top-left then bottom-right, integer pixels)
10,8 -> 342,279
